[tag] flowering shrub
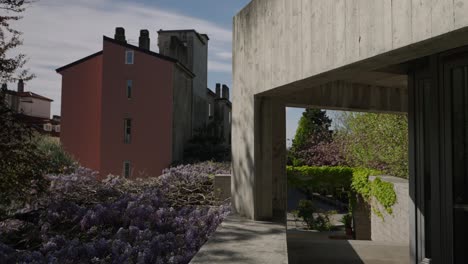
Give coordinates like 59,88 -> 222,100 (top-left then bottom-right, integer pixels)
0,163 -> 231,264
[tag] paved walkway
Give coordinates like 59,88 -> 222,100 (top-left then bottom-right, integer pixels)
287,230 -> 410,264
191,213 -> 409,264
190,214 -> 288,264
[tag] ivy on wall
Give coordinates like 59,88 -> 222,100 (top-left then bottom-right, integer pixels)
288,166 -> 397,219
351,168 -> 397,219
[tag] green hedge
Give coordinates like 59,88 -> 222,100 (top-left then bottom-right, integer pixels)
288,166 -> 397,219
287,166 -> 353,193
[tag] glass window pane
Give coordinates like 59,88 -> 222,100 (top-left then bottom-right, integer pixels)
126,51 -> 134,64
127,80 -> 132,99
124,119 -> 131,143
451,66 -> 468,263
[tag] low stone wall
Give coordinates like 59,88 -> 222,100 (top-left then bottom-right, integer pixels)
353,195 -> 372,240
214,174 -> 231,201
370,176 -> 409,244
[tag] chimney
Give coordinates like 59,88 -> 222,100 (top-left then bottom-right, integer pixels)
114,27 -> 126,43
17,79 -> 24,93
215,83 -> 221,98
139,29 -> 150,50
222,84 -> 230,100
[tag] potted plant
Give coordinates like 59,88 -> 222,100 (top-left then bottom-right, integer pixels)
341,214 -> 353,236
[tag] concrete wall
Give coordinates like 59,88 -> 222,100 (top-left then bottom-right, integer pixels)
220,102 -> 231,145
371,176 -> 409,244
100,39 -> 173,178
172,65 -> 193,162
233,0 -> 468,220
158,31 -> 209,133
59,54 -> 102,172
354,195 -> 372,240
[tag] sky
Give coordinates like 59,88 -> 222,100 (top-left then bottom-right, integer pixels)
12,0 -> 306,144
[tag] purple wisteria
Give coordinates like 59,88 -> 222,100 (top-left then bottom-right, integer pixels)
0,162 -> 231,264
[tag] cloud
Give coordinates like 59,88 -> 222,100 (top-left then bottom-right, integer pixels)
216,51 -> 232,60
208,60 -> 231,73
14,0 -> 233,115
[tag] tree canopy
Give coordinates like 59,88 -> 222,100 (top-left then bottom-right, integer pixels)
0,0 -> 34,83
291,109 -> 332,152
337,112 -> 409,178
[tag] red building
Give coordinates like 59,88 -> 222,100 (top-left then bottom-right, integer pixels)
57,28 -> 194,178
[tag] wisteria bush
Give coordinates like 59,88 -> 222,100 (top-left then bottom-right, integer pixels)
0,162 -> 231,264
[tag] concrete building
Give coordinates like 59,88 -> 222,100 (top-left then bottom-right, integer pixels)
232,1 -> 468,263
57,28 -> 231,178
157,29 -> 210,135
2,81 -> 60,136
3,80 -> 53,119
57,28 -> 194,178
206,83 -> 232,145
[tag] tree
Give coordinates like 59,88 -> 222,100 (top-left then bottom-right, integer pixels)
0,92 -> 49,213
0,0 -> 41,213
338,112 -> 409,178
0,0 -> 35,83
291,109 -> 332,152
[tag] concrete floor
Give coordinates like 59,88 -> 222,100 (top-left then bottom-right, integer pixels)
190,214 -> 288,264
191,213 -> 410,264
287,230 -> 410,264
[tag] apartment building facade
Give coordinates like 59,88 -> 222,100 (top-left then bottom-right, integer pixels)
57,28 -> 194,178
57,28 -> 231,178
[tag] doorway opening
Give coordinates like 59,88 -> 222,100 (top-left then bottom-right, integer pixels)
285,107 -> 410,263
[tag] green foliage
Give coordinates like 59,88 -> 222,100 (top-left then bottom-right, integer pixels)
350,168 -> 397,218
184,124 -> 231,163
0,95 -> 49,211
371,178 -> 397,215
288,165 -> 397,219
291,109 -> 332,153
340,213 -> 352,228
287,165 -> 353,193
0,0 -> 35,83
297,199 -> 333,231
34,136 -> 77,175
337,112 -> 408,178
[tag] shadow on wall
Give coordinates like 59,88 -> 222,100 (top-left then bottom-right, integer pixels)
231,113 -> 255,217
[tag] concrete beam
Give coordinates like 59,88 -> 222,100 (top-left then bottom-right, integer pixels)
283,81 -> 408,114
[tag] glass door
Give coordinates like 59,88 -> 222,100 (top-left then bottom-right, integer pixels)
443,58 -> 468,264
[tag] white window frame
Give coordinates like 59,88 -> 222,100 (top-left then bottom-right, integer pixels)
208,103 -> 212,117
55,125 -> 61,132
123,161 -> 131,178
43,123 -> 52,131
125,50 -> 134,65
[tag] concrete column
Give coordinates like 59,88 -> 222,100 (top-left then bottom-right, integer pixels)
231,92 -> 255,219
271,100 -> 287,221
254,96 -> 286,221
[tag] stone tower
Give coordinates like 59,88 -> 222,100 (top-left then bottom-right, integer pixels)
157,29 -> 209,134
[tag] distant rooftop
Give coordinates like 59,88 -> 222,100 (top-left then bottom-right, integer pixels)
4,90 -> 53,102
158,29 -> 209,44
56,36 -> 195,78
